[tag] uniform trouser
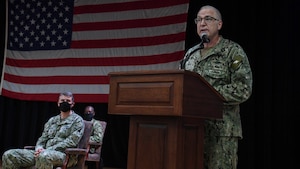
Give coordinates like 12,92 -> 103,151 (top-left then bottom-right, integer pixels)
204,136 -> 239,169
2,148 -> 66,169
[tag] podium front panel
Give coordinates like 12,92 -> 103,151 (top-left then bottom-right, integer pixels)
108,70 -> 224,118
109,72 -> 184,116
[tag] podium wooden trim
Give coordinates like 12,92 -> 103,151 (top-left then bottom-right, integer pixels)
108,70 -> 224,169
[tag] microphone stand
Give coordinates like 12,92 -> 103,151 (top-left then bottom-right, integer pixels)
199,39 -> 205,50
180,39 -> 205,69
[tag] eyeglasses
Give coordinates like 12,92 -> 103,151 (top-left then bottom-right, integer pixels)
194,16 -> 219,24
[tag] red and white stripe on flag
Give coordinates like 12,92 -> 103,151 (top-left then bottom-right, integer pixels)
0,0 -> 189,103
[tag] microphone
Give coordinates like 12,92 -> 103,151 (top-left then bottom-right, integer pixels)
200,33 -> 210,43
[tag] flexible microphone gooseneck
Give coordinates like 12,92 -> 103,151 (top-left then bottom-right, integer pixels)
180,33 -> 210,69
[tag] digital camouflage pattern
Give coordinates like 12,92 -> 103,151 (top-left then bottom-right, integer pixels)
183,36 -> 252,137
88,119 -> 104,153
182,36 -> 252,169
204,137 -> 239,169
2,111 -> 84,169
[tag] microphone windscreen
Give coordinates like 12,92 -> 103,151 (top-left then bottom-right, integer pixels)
200,33 -> 210,43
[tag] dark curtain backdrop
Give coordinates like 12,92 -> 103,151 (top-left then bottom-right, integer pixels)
0,0 -> 298,168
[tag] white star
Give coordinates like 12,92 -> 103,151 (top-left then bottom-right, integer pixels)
62,40 -> 67,46
24,25 -> 29,31
30,19 -> 36,25
24,36 -> 29,42
47,24 -> 51,29
15,15 -> 20,20
51,41 -> 56,46
26,3 -> 30,8
48,1 -> 53,6
46,35 -> 51,41
53,6 -> 58,12
58,12 -> 63,18
57,23 -> 63,29
64,17 -> 69,23
57,35 -> 62,41
19,31 -> 24,37
47,12 -> 52,18
51,30 -> 57,35
40,41 -> 45,47
52,18 -> 57,24
40,30 -> 45,36
63,29 -> 68,35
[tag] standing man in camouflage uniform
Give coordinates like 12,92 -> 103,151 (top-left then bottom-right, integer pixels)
180,5 -> 252,169
2,92 -> 84,169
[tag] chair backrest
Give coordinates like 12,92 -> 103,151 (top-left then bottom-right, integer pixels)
78,120 -> 93,149
90,120 -> 107,155
99,121 -> 107,144
53,120 -> 94,169
85,121 -> 107,169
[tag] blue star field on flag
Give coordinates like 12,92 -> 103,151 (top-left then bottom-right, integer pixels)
8,0 -> 74,51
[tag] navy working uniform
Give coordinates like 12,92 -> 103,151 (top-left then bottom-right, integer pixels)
2,111 -> 84,169
181,36 -> 252,169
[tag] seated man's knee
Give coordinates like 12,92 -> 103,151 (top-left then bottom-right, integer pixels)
35,150 -> 65,167
3,149 -> 21,160
2,150 -> 12,161
2,149 -> 35,167
36,151 -> 52,162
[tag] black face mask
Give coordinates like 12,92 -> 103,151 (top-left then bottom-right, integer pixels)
84,113 -> 93,121
59,101 -> 72,112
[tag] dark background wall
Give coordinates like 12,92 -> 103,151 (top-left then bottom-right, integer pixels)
1,0 -> 298,168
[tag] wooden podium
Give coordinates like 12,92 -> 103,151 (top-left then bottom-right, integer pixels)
108,70 -> 224,169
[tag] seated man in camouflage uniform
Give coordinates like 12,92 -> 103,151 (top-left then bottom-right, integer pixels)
1,92 -> 84,169
83,106 -> 104,152
83,105 -> 105,169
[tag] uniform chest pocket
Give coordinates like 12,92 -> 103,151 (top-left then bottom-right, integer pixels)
47,123 -> 71,138
57,124 -> 71,137
47,126 -> 58,138
203,60 -> 228,79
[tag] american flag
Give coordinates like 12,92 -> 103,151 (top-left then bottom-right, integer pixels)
0,0 -> 189,103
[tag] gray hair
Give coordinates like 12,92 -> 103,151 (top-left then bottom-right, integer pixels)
59,91 -> 74,101
199,5 -> 222,21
